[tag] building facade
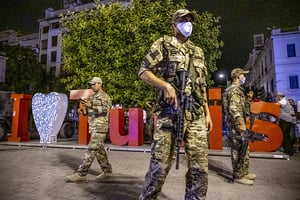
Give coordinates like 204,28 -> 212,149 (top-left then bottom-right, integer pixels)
38,1 -> 97,77
0,30 -> 38,83
244,26 -> 300,103
1,0 -> 129,77
0,30 -> 38,51
38,0 -> 129,77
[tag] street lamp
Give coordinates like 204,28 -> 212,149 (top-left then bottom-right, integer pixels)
219,73 -> 229,87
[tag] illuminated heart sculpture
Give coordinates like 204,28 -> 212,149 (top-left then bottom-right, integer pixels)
32,92 -> 68,144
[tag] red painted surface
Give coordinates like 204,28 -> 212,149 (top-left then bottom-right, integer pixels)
248,102 -> 282,152
77,103 -> 90,145
109,108 -> 144,146
109,108 -> 127,145
208,88 -> 223,150
8,94 -> 32,142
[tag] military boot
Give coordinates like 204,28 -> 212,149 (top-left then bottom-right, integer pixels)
243,173 -> 256,180
95,172 -> 112,181
235,177 -> 254,185
65,173 -> 87,182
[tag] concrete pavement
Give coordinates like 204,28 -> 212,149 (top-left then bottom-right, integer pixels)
0,139 -> 299,200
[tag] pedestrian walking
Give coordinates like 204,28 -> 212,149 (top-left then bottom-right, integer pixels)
65,77 -> 112,182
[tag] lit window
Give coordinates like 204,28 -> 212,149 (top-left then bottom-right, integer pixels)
289,75 -> 299,89
287,44 -> 296,57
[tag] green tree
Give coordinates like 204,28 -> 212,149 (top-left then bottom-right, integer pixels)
0,44 -> 44,94
61,0 -> 222,108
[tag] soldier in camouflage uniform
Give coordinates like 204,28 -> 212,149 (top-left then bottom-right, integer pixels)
65,77 -> 112,182
138,9 -> 213,200
224,68 -> 256,185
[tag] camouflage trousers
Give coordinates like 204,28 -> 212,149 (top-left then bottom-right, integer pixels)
230,128 -> 250,179
139,115 -> 209,200
77,132 -> 112,176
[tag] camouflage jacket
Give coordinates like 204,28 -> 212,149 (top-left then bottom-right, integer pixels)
226,85 -> 247,123
138,35 -> 208,119
86,91 -> 112,129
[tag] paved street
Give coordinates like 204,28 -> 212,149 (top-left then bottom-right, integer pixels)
0,140 -> 299,200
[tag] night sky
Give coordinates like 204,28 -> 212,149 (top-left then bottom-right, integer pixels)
186,0 -> 300,84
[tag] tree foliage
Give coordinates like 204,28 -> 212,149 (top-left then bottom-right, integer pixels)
61,0 -> 223,109
0,44 -> 44,93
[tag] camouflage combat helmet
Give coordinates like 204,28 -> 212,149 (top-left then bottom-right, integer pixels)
231,68 -> 249,78
172,9 -> 196,22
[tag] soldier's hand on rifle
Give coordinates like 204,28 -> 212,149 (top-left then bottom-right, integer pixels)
139,71 -> 178,108
164,83 -> 178,108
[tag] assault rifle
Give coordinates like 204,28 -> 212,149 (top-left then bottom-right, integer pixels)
174,70 -> 188,170
236,113 -> 268,173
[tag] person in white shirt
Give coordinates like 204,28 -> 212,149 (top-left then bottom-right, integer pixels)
277,93 -> 294,156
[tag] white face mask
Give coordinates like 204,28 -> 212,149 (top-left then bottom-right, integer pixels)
176,22 -> 193,38
240,76 -> 246,85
